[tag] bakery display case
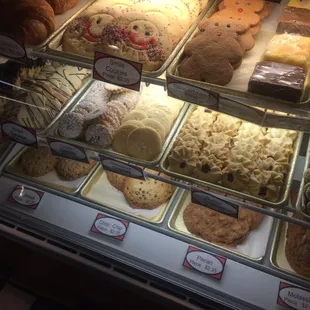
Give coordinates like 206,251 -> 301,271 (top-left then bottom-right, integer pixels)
1,0 -> 310,309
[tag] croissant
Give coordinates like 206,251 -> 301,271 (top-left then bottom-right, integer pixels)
46,0 -> 78,14
0,0 -> 55,46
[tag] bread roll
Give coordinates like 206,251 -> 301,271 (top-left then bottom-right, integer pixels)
0,0 -> 55,46
46,0 -> 78,14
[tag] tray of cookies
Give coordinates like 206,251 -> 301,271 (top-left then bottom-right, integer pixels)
4,146 -> 98,194
270,216 -> 310,281
296,137 -> 310,221
44,0 -> 214,77
0,0 -> 94,49
47,81 -> 189,166
80,165 -> 180,223
160,105 -> 303,208
168,189 -> 273,260
0,60 -> 91,134
167,0 -> 310,107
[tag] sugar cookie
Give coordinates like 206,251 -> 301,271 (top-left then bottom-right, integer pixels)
142,118 -> 166,140
121,111 -> 147,123
127,127 -> 162,161
112,124 -> 138,154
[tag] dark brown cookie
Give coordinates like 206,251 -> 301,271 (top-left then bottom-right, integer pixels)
179,20 -> 243,85
20,147 -> 58,177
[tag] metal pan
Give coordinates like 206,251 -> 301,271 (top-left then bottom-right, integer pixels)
270,218 -> 310,282
45,0 -> 217,77
80,165 -> 182,224
4,146 -> 99,194
296,137 -> 310,221
166,0 -> 310,109
160,105 -> 303,208
46,84 -> 190,167
168,190 -> 274,261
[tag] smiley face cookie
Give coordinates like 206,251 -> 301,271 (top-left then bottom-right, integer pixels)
223,0 -> 265,13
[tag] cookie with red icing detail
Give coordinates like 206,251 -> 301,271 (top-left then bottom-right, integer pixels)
223,0 -> 265,13
206,15 -> 255,52
211,7 -> 260,27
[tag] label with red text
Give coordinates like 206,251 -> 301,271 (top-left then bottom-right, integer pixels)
91,213 -> 129,241
93,52 -> 142,91
8,185 -> 43,209
277,282 -> 310,310
183,246 -> 226,280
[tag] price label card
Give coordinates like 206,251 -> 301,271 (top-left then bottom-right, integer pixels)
47,138 -> 89,163
191,188 -> 239,218
99,155 -> 145,180
0,34 -> 27,63
8,185 -> 44,209
93,52 -> 142,91
183,246 -> 226,280
167,76 -> 219,108
91,213 -> 129,241
277,282 -> 310,310
1,120 -> 38,148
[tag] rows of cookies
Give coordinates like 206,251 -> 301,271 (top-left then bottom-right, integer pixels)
58,83 -> 183,161
19,147 -> 96,181
0,60 -> 90,129
62,0 -> 208,71
248,0 -> 310,102
178,0 -> 272,86
167,106 -> 298,202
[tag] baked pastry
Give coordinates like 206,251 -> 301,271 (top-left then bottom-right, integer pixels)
248,61 -> 307,102
304,168 -> 310,184
277,7 -> 310,37
106,171 -> 126,191
193,155 -> 223,183
168,145 -> 200,175
123,170 -> 175,209
20,147 -> 58,177
286,215 -> 310,277
183,202 -> 263,246
56,158 -> 96,181
288,0 -> 310,9
4,62 -> 89,129
58,112 -> 85,139
263,34 -> 310,69
62,0 -> 202,71
0,0 -> 55,46
221,162 -> 250,191
46,0 -> 78,14
178,20 -> 243,85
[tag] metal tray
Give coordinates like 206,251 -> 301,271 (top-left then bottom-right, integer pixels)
46,83 -> 190,167
80,165 -> 182,224
270,219 -> 310,281
4,146 -> 99,194
45,0 -> 216,77
160,105 -> 303,208
168,190 -> 274,261
166,0 -> 310,107
296,137 -> 310,221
